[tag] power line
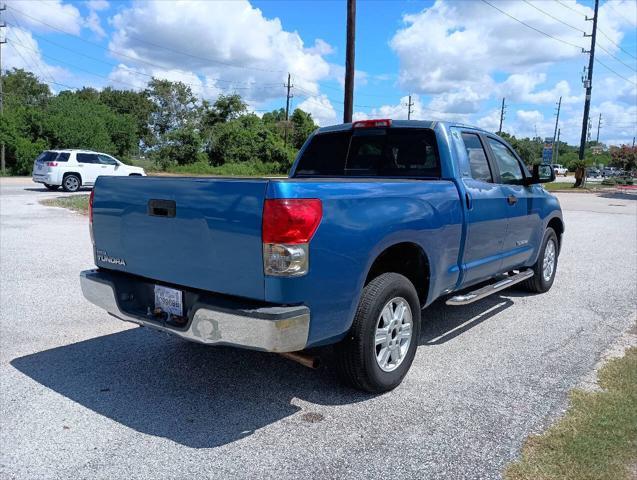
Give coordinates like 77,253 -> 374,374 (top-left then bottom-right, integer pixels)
523,0 -> 585,33
553,0 -> 637,60
6,12 -> 57,84
480,0 -> 586,50
597,28 -> 637,61
7,4 -> 287,75
595,42 -> 637,71
604,0 -> 635,24
9,34 -> 294,102
595,57 -> 637,84
554,0 -> 588,16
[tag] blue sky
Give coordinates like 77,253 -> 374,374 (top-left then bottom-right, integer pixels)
4,0 -> 637,145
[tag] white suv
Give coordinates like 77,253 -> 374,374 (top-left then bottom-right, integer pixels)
32,149 -> 146,192
552,164 -> 568,176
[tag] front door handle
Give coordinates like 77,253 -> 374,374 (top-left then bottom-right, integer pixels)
507,194 -> 518,205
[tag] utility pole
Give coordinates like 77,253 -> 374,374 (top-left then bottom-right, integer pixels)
596,113 -> 602,143
406,94 -> 414,120
0,4 -> 6,175
555,128 -> 561,164
578,0 -> 599,166
284,73 -> 293,147
343,0 -> 356,123
498,97 -> 506,134
551,96 -> 561,163
587,117 -> 592,143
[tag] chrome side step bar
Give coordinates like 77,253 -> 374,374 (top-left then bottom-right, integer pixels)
446,270 -> 534,306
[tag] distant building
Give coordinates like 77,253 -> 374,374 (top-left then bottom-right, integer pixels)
591,145 -> 603,155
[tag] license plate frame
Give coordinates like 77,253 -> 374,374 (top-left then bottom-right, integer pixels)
154,284 -> 184,317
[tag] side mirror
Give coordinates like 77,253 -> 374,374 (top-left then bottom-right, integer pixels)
526,164 -> 555,185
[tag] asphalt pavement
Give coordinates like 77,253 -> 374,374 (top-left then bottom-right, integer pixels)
1,177 -> 635,479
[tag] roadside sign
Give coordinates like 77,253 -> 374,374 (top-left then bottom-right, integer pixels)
542,145 -> 553,164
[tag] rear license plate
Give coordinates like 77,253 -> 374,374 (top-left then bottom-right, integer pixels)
154,285 -> 183,316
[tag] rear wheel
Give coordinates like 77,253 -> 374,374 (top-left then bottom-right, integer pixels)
44,184 -> 59,191
62,174 -> 81,192
521,228 -> 558,293
335,273 -> 421,393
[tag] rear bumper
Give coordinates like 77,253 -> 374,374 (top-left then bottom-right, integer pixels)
80,269 -> 310,352
32,173 -> 58,185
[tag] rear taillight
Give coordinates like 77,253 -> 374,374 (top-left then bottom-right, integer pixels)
262,199 -> 322,276
352,119 -> 391,128
89,189 -> 95,245
46,162 -> 58,167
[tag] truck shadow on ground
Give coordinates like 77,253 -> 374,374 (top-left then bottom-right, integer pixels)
11,293 -> 517,449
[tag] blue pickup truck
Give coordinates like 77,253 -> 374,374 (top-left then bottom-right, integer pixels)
80,119 -> 563,392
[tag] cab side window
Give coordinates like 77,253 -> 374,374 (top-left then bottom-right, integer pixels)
461,132 -> 492,183
487,138 -> 525,185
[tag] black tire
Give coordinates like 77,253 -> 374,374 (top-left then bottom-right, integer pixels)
62,174 -> 81,192
44,184 -> 59,191
520,228 -> 559,293
335,273 -> 421,393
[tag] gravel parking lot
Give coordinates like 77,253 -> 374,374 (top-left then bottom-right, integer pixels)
1,177 -> 635,479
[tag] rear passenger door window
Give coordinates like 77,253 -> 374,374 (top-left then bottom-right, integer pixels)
76,153 -> 99,165
76,153 -> 101,183
486,138 -> 525,185
461,132 -> 492,182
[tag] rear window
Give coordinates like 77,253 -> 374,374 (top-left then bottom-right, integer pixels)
35,151 -> 70,163
35,151 -> 58,163
294,128 -> 440,178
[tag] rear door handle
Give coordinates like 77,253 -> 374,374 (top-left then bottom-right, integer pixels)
507,194 -> 518,205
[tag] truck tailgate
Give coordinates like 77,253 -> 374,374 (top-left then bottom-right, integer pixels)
91,176 -> 268,300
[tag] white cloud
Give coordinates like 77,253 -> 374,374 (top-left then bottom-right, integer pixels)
8,0 -> 83,35
500,73 -> 580,105
389,1 -> 604,95
84,10 -> 105,38
306,39 -> 334,56
107,0 -> 332,102
296,94 -> 338,126
86,0 -> 109,11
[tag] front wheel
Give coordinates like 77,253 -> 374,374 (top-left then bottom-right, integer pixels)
335,273 -> 421,393
521,228 -> 559,293
44,184 -> 59,191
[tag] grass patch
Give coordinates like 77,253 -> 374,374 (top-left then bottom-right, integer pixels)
41,194 -> 90,215
505,347 -> 637,480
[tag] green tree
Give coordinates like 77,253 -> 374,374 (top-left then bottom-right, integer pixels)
153,127 -> 205,169
207,114 -> 294,170
99,87 -> 155,148
42,92 -> 136,157
202,94 -> 247,127
145,78 -> 199,142
3,68 -> 51,109
290,109 -> 317,149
